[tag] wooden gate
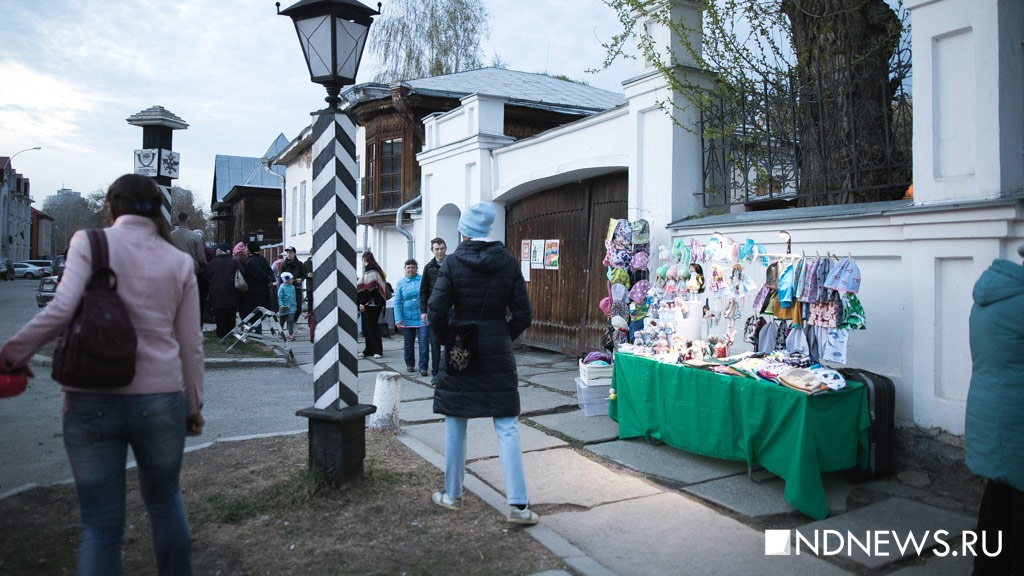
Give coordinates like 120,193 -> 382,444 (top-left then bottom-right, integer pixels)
504,172 -> 627,355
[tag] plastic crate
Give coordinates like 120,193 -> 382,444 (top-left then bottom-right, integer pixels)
575,377 -> 610,417
579,359 -> 613,382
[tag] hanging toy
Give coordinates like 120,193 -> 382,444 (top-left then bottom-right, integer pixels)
687,263 -> 705,294
658,244 -> 672,264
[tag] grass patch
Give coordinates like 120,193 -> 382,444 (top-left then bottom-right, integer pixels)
1,432 -> 569,576
196,466 -> 328,524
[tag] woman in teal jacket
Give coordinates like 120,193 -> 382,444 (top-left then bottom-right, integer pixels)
966,245 -> 1024,573
394,259 -> 428,375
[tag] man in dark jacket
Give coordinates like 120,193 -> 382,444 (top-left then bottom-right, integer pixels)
281,247 -> 306,316
240,242 -> 274,335
207,244 -> 243,337
427,202 -> 537,525
419,237 -> 447,376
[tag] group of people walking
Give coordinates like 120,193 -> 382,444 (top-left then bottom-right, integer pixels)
198,238 -> 310,342
357,237 -> 447,376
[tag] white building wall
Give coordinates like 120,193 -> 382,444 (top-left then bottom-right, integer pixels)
908,0 -> 1024,203
491,107 -> 629,210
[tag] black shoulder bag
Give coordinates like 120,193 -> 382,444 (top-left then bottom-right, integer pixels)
52,229 -> 138,388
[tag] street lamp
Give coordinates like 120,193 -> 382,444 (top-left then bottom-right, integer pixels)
1,146 -> 42,171
279,0 -> 379,487
248,229 -> 266,243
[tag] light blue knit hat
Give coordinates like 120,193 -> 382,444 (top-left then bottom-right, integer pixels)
458,202 -> 496,238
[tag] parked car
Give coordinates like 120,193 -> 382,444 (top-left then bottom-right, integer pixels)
52,254 -> 66,279
0,258 -> 13,281
36,276 -> 58,307
22,259 -> 53,275
13,262 -> 47,279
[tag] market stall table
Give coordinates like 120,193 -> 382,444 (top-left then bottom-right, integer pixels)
609,351 -> 869,519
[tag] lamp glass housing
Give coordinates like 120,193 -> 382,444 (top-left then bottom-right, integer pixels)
281,0 -> 377,89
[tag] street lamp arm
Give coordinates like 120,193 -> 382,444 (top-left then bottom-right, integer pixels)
1,147 -> 42,171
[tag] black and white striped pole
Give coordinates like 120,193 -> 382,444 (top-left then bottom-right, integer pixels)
279,0 -> 379,488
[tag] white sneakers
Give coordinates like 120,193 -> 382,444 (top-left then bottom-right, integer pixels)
431,491 -> 539,525
431,491 -> 462,510
506,505 -> 540,525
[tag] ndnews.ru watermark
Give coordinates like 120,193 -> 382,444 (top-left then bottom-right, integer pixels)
765,529 -> 1002,558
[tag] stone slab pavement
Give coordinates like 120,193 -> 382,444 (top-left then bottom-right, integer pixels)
270,323 -> 990,575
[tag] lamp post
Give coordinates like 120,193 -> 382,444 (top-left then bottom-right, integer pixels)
279,0 -> 378,487
1,146 -> 42,171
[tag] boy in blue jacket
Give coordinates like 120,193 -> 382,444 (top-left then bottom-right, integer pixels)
278,272 -> 297,341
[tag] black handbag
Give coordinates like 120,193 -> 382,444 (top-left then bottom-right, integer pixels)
445,322 -> 480,373
52,229 -> 137,388
444,285 -> 490,374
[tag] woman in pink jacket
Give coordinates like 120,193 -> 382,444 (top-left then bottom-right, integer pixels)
0,174 -> 204,576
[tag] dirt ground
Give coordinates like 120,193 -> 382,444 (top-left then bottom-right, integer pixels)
0,431 -> 571,576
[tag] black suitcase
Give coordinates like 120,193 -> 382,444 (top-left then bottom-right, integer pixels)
839,368 -> 896,480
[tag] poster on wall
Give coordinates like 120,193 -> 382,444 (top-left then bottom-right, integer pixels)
530,240 -> 544,269
544,240 -> 560,270
521,261 -> 531,282
520,240 -> 531,262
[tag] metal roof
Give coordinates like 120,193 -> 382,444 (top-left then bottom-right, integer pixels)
211,134 -> 288,204
347,67 -> 626,114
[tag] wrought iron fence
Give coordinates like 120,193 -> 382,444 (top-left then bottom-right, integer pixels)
700,20 -> 912,211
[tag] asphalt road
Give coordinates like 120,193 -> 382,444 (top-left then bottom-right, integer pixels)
0,278 -> 313,497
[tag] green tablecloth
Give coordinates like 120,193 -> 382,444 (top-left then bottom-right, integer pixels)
609,352 -> 869,519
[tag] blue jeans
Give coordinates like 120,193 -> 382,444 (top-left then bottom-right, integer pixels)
63,392 -> 192,576
403,325 -> 429,371
443,416 -> 528,506
427,325 -> 442,376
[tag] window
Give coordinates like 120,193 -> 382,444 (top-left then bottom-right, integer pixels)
290,186 -> 298,236
299,180 -> 307,234
364,144 -> 375,213
379,138 -> 402,210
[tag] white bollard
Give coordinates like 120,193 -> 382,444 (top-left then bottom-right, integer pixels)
367,371 -> 401,429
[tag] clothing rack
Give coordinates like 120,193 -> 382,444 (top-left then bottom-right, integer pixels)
755,251 -> 858,261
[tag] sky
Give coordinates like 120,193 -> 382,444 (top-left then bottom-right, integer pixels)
0,0 -> 637,209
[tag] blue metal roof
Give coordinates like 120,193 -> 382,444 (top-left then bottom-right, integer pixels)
210,134 -> 288,204
349,67 -> 626,114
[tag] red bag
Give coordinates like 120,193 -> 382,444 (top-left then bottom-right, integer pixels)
0,373 -> 28,399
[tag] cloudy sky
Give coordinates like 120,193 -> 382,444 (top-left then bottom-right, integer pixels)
1,0 -> 636,207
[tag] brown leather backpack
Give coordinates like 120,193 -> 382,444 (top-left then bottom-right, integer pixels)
52,229 -> 137,388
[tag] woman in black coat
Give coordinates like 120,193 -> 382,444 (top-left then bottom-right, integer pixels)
207,244 -> 244,337
427,202 -> 537,525
240,241 -> 274,334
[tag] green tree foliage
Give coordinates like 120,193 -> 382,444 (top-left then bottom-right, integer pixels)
368,0 -> 491,82
43,192 -> 103,255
